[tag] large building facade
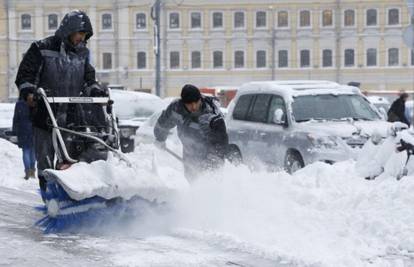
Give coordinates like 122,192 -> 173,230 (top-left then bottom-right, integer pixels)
0,0 -> 413,101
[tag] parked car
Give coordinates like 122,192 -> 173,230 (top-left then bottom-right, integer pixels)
0,103 -> 17,144
366,96 -> 390,120
226,80 -> 391,173
110,90 -> 165,153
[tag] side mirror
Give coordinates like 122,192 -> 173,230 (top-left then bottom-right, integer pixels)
273,108 -> 285,125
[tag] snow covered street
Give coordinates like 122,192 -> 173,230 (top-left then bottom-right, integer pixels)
1,138 -> 414,266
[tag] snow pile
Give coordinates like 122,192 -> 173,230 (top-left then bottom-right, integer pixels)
164,160 -> 414,267
0,138 -> 37,192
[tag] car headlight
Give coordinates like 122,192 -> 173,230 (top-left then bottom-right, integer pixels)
307,134 -> 338,149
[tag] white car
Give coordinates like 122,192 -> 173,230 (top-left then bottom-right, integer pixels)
226,80 -> 391,173
366,96 -> 391,120
110,90 -> 166,153
0,103 -> 17,144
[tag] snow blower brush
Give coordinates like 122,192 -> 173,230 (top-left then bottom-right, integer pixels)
34,88 -> 180,233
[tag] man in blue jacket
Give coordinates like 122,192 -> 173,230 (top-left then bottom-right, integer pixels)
13,97 -> 36,180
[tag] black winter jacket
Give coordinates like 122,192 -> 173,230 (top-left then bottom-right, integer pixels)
388,98 -> 410,126
15,10 -> 99,130
154,97 -> 229,168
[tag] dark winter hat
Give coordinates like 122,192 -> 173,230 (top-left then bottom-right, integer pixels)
55,10 -> 93,41
181,84 -> 201,103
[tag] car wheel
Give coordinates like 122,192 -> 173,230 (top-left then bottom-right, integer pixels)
284,151 -> 304,174
226,145 -> 242,165
120,138 -> 135,153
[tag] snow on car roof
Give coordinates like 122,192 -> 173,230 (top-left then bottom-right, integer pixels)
238,80 -> 360,100
366,96 -> 390,104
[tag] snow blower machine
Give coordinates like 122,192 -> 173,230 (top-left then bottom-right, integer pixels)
35,88 -> 175,233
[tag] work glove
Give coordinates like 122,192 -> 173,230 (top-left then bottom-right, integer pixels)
83,84 -> 108,97
154,140 -> 166,150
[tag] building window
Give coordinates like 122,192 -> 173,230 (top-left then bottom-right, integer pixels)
300,50 -> 310,67
344,49 -> 355,67
322,49 -> 332,67
212,12 -> 223,28
136,13 -> 147,29
256,11 -> 266,28
234,51 -> 244,68
191,51 -> 201,69
366,9 -> 377,26
278,50 -> 288,68
169,12 -> 180,29
213,51 -> 223,68
102,13 -> 112,30
137,52 -> 146,69
299,10 -> 311,27
344,9 -> 355,27
48,14 -> 58,30
103,53 -> 112,69
256,50 -> 266,68
277,11 -> 288,27
21,14 -> 31,30
191,12 -> 202,29
322,10 -> 333,27
234,11 -> 245,29
411,50 -> 414,66
388,48 -> 399,66
170,51 -> 180,69
366,48 -> 377,66
388,8 -> 399,25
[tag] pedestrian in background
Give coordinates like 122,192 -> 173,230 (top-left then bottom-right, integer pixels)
12,95 -> 36,180
388,93 -> 410,127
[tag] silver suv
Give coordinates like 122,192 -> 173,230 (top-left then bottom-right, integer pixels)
226,81 -> 391,173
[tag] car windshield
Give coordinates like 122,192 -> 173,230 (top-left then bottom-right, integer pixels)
292,94 -> 380,122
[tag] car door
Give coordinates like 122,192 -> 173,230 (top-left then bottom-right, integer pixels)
245,94 -> 273,166
259,94 -> 289,168
228,94 -> 256,159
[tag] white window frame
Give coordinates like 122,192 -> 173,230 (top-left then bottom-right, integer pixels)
343,9 -> 356,28
297,9 -> 312,29
211,11 -> 224,30
255,10 -> 268,29
168,11 -> 181,31
46,13 -> 59,32
134,12 -> 148,31
277,49 -> 290,68
298,49 -> 312,68
169,50 -> 181,70
276,10 -> 290,29
233,11 -> 246,30
101,12 -> 114,32
233,49 -> 246,69
211,50 -> 225,69
189,11 -> 203,31
102,52 -> 113,70
321,48 -> 335,68
387,47 -> 400,67
190,50 -> 203,69
386,7 -> 401,27
343,48 -> 356,68
255,49 -> 268,68
137,51 -> 147,69
320,9 -> 334,28
19,13 -> 33,32
365,48 -> 378,68
365,8 -> 379,28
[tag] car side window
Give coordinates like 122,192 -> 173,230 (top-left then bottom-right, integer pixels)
248,94 -> 272,123
233,94 -> 255,121
268,95 -> 287,124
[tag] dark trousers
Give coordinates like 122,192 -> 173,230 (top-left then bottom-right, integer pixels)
34,127 -> 54,191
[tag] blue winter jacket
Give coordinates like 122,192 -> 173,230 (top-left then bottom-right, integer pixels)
12,100 -> 33,148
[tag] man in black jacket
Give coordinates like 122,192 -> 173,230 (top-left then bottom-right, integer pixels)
388,93 -> 410,126
15,10 -> 105,194
154,84 -> 229,181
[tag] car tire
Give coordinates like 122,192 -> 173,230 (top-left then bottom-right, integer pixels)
120,138 -> 135,153
226,145 -> 242,165
284,151 -> 304,174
